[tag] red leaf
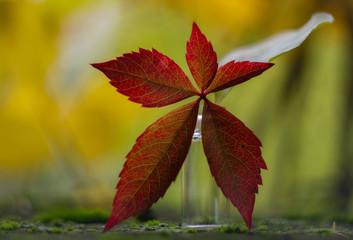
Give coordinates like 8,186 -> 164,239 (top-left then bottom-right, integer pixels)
186,23 -> 218,92
104,100 -> 200,231
201,99 -> 267,229
205,61 -> 274,94
92,22 -> 275,231
91,48 -> 198,107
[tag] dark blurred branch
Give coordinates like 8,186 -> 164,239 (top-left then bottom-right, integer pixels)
280,47 -> 307,102
334,0 -> 353,213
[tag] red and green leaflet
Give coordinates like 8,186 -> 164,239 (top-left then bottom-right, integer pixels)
92,22 -> 273,231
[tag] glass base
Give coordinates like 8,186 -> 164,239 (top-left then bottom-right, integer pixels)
182,224 -> 228,230
181,105 -> 231,229
181,141 -> 231,228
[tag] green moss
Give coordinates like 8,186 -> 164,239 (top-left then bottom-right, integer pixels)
312,228 -> 333,235
35,208 -> 109,224
145,219 -> 161,226
130,222 -> 138,228
239,226 -> 249,232
258,225 -> 268,231
126,221 -> 181,232
215,226 -> 231,233
284,226 -> 293,231
77,224 -> 85,229
216,225 -> 239,233
0,217 -> 350,235
49,227 -> 62,234
65,226 -> 75,231
169,225 -> 180,232
27,225 -> 39,233
215,225 -> 250,233
0,220 -> 20,230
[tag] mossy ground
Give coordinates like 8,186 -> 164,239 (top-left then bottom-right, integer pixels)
0,209 -> 352,240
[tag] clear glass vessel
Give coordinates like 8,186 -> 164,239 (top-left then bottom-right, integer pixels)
181,105 -> 231,230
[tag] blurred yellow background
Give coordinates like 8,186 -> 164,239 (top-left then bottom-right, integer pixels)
0,0 -> 352,221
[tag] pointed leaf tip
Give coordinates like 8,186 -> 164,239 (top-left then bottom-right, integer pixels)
91,49 -> 198,107
206,61 -> 274,93
192,21 -> 198,30
90,63 -> 98,68
91,62 -> 107,70
186,22 -> 218,92
103,220 -> 114,232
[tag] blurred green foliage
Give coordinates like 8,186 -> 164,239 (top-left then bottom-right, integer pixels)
0,220 -> 20,230
35,208 -> 109,224
0,0 -> 352,224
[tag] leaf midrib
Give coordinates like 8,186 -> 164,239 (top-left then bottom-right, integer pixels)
115,101 -> 199,216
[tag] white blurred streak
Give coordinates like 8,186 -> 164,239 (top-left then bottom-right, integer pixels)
219,12 -> 334,64
214,12 -> 334,103
46,0 -> 120,120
